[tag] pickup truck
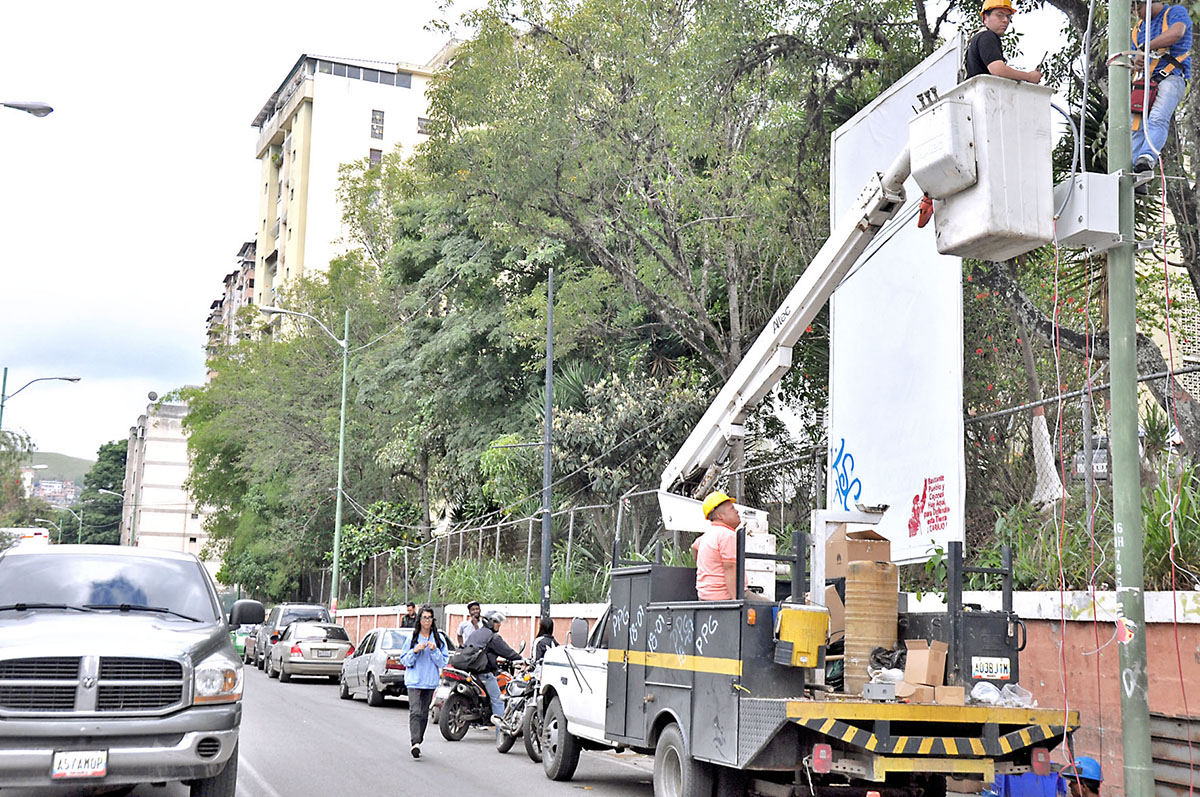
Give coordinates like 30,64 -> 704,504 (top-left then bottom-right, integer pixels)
538,561 -> 1077,797
0,544 -> 264,795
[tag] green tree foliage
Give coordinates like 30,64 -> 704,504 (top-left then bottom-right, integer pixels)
0,430 -> 52,530
64,440 -> 127,545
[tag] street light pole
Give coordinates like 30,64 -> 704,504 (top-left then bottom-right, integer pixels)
260,306 -> 350,614
33,517 -> 63,543
51,505 -> 82,544
98,489 -> 133,546
0,368 -> 82,430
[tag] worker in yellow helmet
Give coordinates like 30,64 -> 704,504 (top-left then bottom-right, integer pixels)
965,0 -> 1044,83
692,491 -> 744,600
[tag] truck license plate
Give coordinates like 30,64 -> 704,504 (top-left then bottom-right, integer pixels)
971,656 -> 1011,680
51,750 -> 107,779
316,649 -> 333,658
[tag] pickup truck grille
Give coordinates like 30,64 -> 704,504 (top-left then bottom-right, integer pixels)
0,655 -> 187,716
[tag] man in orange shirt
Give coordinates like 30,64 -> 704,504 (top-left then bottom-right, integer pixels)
692,491 -> 743,600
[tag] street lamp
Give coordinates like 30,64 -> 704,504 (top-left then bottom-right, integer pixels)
260,305 -> 350,614
0,368 -> 81,429
49,505 -> 82,544
1,101 -> 53,118
97,488 -> 134,546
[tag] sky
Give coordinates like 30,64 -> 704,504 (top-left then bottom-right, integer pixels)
0,0 -> 1067,463
0,0 -> 483,461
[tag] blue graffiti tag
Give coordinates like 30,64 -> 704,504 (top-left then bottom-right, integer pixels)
831,438 -> 862,511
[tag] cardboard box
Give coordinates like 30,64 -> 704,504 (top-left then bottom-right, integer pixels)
903,639 -> 948,686
895,681 -> 936,703
826,525 -> 892,579
805,584 -> 845,641
935,685 -> 966,706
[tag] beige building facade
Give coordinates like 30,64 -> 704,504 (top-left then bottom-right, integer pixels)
250,47 -> 453,313
121,399 -> 215,576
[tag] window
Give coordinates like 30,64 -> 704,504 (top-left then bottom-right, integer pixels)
317,61 -> 332,74
379,72 -> 396,86
188,535 -> 198,543
363,68 -> 379,83
369,148 -> 382,165
347,66 -> 361,79
396,72 -> 412,89
417,117 -> 431,135
333,63 -> 347,77
370,109 -> 384,140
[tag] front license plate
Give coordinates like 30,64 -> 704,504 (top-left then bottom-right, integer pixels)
51,750 -> 107,779
434,685 -> 450,703
316,649 -> 333,658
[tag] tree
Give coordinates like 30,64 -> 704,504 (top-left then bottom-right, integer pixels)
68,440 -> 127,545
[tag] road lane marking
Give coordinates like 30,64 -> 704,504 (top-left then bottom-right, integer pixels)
239,756 -> 284,797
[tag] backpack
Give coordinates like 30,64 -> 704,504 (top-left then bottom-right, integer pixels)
449,644 -> 488,674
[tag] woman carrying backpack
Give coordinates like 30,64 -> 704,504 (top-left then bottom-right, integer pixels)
399,605 -> 449,759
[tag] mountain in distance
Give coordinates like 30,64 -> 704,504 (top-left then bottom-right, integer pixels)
21,452 -> 96,484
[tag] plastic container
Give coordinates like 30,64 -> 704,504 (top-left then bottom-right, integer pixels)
844,560 -> 899,696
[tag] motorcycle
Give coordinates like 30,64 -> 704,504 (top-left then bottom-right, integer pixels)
495,661 -> 539,756
432,642 -> 524,742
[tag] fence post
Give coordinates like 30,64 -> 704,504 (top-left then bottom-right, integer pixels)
495,522 -> 501,558
566,509 -> 575,571
319,568 -> 326,606
428,537 -> 439,604
477,525 -> 484,561
1082,391 -> 1095,528
526,517 -> 534,583
373,553 -> 377,604
613,495 -> 626,566
458,528 -> 463,558
388,551 -> 393,602
404,548 -> 409,605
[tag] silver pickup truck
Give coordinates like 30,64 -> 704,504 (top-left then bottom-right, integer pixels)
0,544 -> 264,795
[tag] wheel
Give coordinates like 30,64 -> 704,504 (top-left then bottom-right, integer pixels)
242,647 -> 251,665
266,656 -> 278,679
339,674 -> 352,700
496,730 -> 516,753
541,696 -> 581,781
653,723 -> 713,797
914,774 -> 947,797
438,692 -> 471,741
190,744 -> 238,797
256,648 -> 265,670
366,674 -> 385,707
328,675 -> 339,684
278,662 -> 291,683
522,703 -> 543,763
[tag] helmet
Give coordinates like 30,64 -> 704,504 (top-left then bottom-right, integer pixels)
701,491 -> 735,519
1061,756 -> 1103,782
982,0 -> 1016,13
483,610 -> 506,626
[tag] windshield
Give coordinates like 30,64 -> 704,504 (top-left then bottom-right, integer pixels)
382,630 -> 411,649
281,606 -> 331,625
292,623 -> 349,641
0,553 -> 219,622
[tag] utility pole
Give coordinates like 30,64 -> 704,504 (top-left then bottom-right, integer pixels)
540,268 -> 555,620
1107,1 -> 1153,789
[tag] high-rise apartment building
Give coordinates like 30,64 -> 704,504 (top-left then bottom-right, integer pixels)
250,46 -> 454,311
206,241 -> 256,377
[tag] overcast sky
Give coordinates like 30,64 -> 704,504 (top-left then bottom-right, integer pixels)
0,0 -> 1064,463
0,0 -> 483,461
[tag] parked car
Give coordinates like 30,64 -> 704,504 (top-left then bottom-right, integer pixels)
229,623 -> 256,659
339,626 -> 455,706
251,602 -> 331,669
265,621 -> 353,682
0,544 -> 264,795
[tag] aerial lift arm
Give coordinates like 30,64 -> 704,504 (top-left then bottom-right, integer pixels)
659,148 -> 913,493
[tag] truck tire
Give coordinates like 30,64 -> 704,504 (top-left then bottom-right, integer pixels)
190,744 -> 238,797
439,693 -> 470,741
653,723 -> 713,797
522,703 -> 543,763
542,696 -> 581,781
366,674 -> 385,707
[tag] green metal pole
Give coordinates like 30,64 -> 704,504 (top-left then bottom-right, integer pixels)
1107,0 -> 1153,790
331,309 -> 350,614
0,367 -> 7,430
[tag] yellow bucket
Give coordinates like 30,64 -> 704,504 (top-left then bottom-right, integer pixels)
775,603 -> 830,668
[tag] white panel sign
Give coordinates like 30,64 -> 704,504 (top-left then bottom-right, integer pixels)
827,39 -> 966,565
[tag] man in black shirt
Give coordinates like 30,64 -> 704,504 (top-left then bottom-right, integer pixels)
966,0 -> 1044,83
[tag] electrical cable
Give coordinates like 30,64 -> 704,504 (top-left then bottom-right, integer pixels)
1153,155 -> 1196,795
1049,221 -> 1074,742
1051,103 -> 1081,220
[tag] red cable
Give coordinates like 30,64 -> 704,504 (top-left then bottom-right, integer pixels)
1155,155 -> 1195,795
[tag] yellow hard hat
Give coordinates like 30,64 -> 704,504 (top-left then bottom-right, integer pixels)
701,491 -> 735,519
981,0 -> 1015,13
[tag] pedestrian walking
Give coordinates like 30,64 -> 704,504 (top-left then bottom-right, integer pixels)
399,605 -> 448,759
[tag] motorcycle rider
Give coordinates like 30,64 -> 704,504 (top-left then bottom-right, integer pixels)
465,610 -> 525,725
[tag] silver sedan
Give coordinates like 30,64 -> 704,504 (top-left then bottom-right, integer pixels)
339,627 -> 455,706
266,622 -> 354,682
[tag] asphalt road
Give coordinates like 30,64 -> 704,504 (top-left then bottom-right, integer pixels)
6,663 -> 656,796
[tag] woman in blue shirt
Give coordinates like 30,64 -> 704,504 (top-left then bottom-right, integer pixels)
399,606 -> 449,759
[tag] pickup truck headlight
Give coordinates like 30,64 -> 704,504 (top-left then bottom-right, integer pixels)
194,650 -> 243,704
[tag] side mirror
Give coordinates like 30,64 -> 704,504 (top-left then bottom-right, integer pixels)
270,633 -> 281,644
568,617 -> 589,648
518,640 -> 527,655
229,599 -> 265,628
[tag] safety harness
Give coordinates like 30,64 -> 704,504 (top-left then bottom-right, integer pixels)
1131,7 -> 1191,121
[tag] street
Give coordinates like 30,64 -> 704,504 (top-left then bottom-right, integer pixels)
5,664 -> 656,796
